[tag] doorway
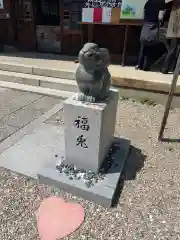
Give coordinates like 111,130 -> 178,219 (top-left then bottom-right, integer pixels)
13,0 -> 36,51
35,0 -> 62,53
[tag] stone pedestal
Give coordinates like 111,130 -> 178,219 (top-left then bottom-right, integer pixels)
37,87 -> 131,207
63,88 -> 119,173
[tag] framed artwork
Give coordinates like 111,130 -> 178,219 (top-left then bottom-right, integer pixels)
120,0 -> 147,19
82,8 -> 94,22
102,7 -> 112,23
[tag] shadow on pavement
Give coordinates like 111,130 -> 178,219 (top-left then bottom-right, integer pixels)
112,145 -> 146,207
161,137 -> 180,143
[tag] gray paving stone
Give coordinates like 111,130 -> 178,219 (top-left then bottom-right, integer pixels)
0,123 -> 64,178
0,89 -> 24,102
44,108 -> 64,126
33,96 -> 61,112
0,103 -> 63,155
13,91 -> 41,104
0,89 -> 40,105
1,104 -> 43,128
0,90 -> 41,119
0,123 -> 18,142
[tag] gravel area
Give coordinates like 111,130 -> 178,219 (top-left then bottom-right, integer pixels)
1,99 -> 180,240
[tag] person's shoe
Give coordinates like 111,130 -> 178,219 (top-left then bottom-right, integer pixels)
135,65 -> 142,70
161,68 -> 168,74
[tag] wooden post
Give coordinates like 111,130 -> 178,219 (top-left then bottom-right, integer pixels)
59,0 -> 64,53
158,51 -> 180,140
121,25 -> 129,66
88,24 -> 93,42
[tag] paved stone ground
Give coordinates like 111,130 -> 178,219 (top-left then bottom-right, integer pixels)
1,96 -> 180,240
0,88 -> 61,142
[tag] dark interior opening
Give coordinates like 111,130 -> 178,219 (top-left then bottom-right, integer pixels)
36,0 -> 60,26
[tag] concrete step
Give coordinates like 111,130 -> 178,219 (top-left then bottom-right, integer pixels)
0,70 -> 77,92
0,80 -> 73,99
0,61 -> 75,80
0,58 -> 180,94
1,78 -> 180,109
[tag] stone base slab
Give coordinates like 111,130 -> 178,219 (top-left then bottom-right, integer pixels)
0,123 -> 65,179
38,136 -> 130,208
0,115 -> 130,207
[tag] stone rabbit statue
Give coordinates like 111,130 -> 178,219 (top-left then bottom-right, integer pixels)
75,43 -> 111,102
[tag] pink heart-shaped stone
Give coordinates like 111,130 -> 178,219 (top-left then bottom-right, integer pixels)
36,196 -> 85,240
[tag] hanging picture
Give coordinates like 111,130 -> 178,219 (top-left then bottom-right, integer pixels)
93,8 -> 103,22
102,7 -> 121,23
82,8 -> 94,22
120,0 -> 147,19
102,7 -> 112,23
111,8 -> 121,23
0,0 -> 4,9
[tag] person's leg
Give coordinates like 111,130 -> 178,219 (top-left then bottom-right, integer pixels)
143,45 -> 154,71
161,38 -> 178,73
136,43 -> 145,70
154,43 -> 167,62
150,43 -> 167,71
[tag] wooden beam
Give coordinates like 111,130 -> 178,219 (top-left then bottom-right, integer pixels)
158,51 -> 180,140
